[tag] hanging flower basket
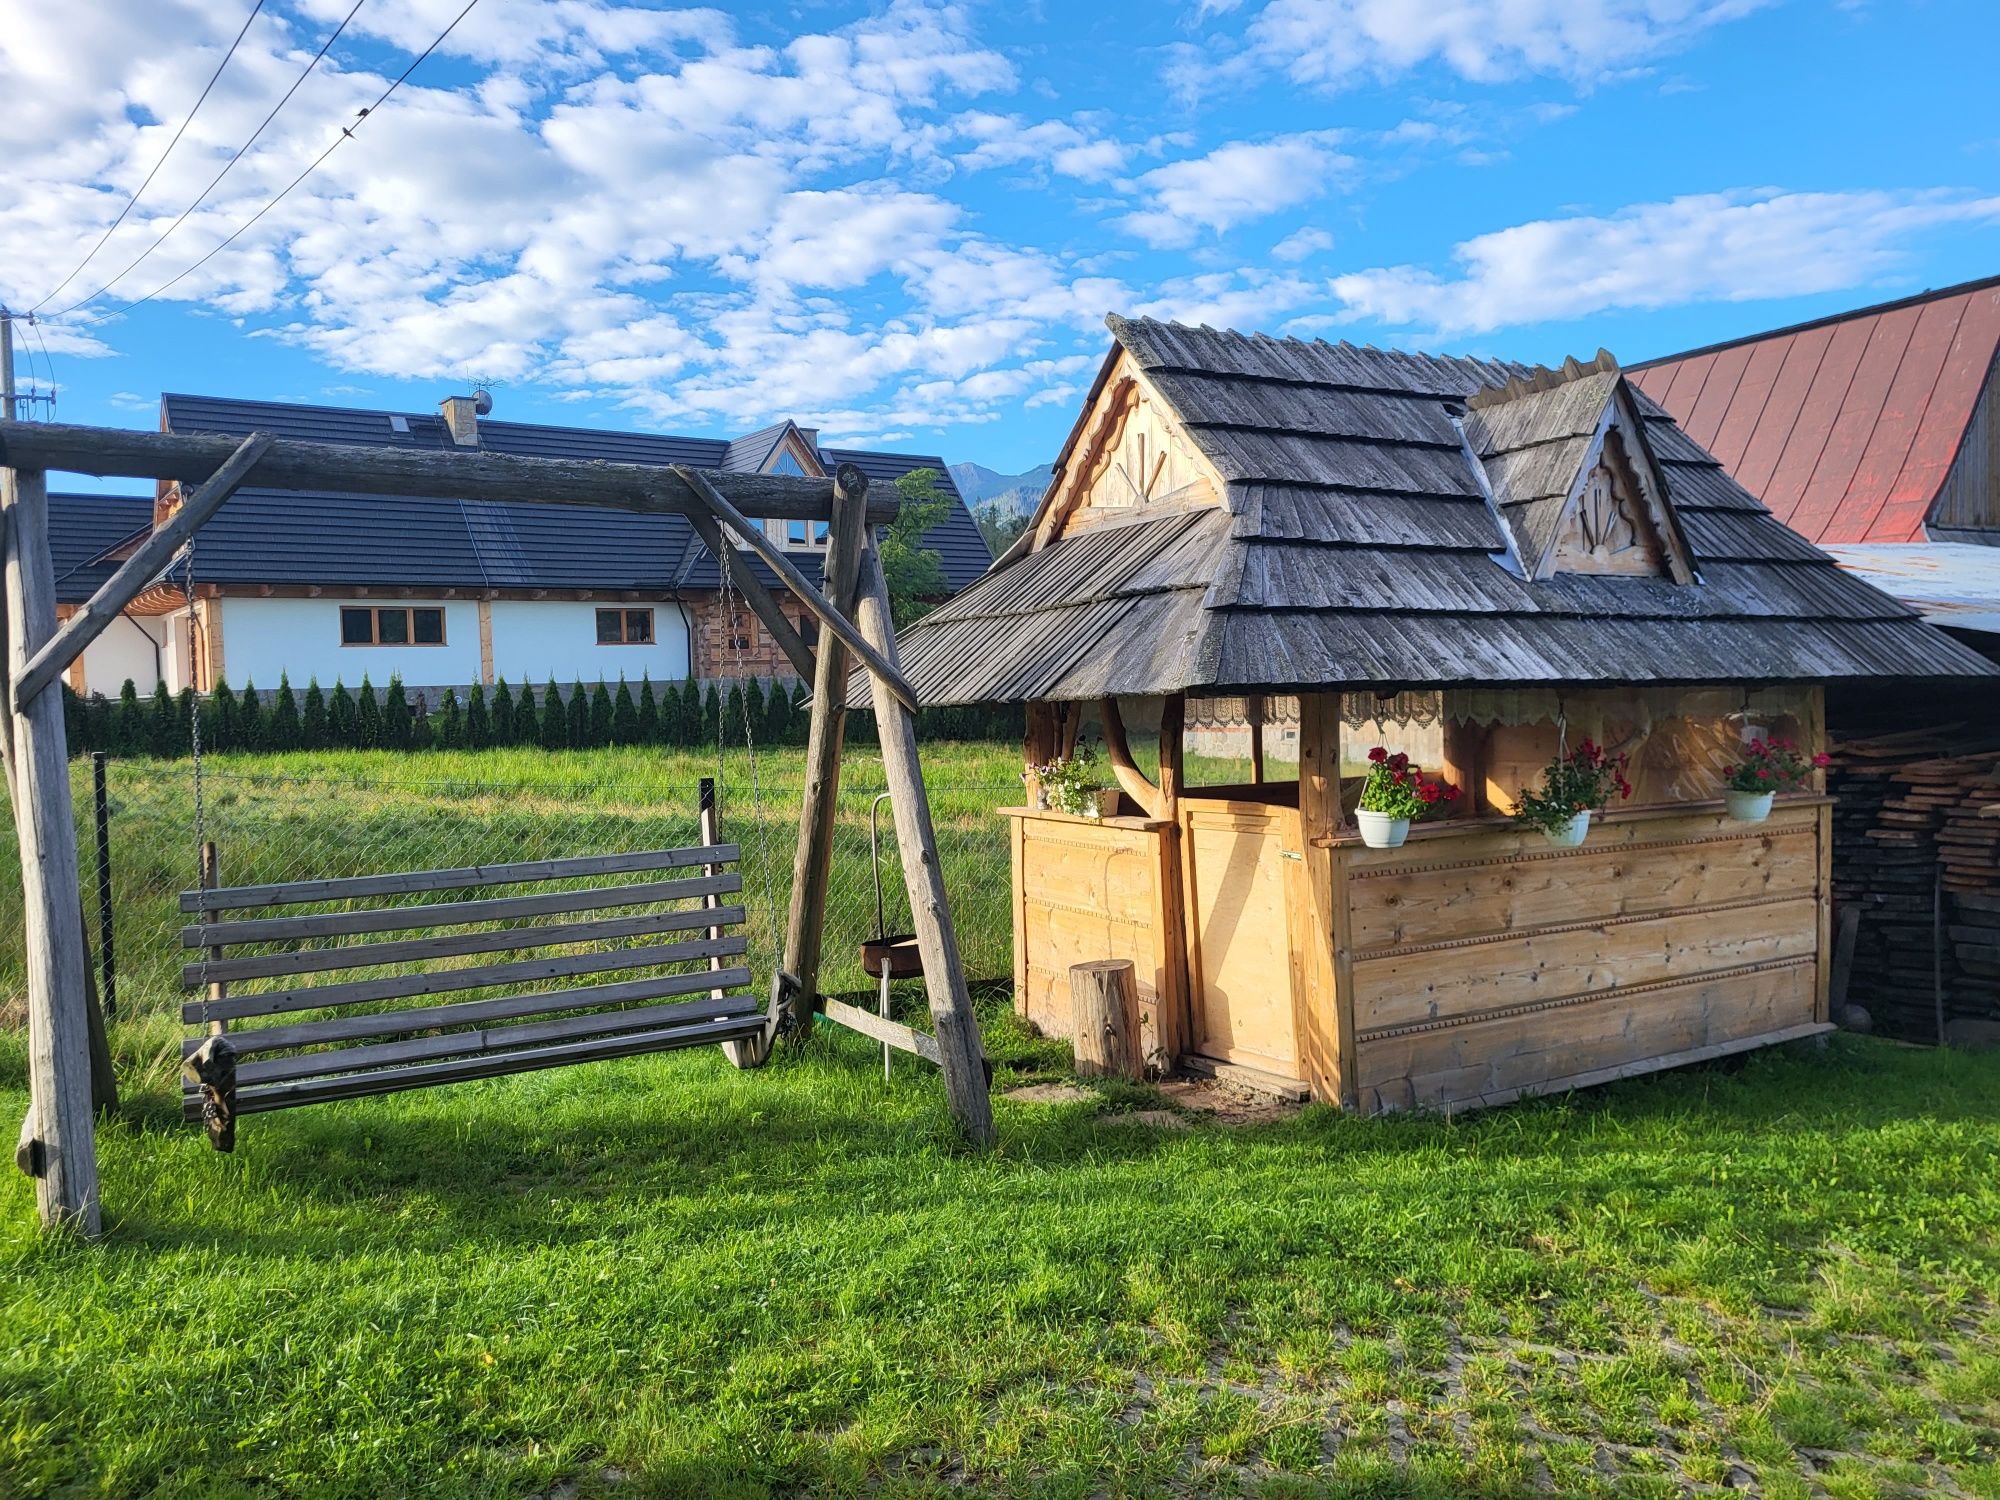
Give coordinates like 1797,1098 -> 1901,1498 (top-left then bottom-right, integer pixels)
1355,747 -> 1458,849
1721,737 -> 1826,821
1513,738 -> 1630,848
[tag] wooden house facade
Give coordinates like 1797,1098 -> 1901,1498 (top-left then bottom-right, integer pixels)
893,316 -> 1996,1114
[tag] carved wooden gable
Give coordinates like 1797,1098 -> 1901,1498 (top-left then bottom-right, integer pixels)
1036,351 -> 1222,548
1541,394 -> 1694,584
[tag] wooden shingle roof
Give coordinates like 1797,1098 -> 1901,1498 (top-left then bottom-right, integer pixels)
890,316 -> 1996,704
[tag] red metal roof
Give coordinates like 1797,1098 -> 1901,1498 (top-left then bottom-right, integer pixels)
1631,275 -> 2000,544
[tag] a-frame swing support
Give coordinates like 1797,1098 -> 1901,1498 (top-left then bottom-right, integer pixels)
0,418 -> 994,1234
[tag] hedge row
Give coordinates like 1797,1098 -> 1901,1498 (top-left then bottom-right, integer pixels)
62,674 -> 1023,759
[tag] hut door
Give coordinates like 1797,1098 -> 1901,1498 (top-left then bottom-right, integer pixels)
1179,801 -> 1299,1076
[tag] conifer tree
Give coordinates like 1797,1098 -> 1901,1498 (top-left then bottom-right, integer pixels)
612,677 -> 638,744
176,685 -> 195,749
355,676 -> 382,748
113,680 -> 145,755
147,682 -> 178,757
637,675 -> 659,743
702,682 -> 722,747
491,679 -> 514,744
723,681 -> 745,747
383,676 -> 412,750
589,679 -> 614,746
742,678 -> 765,741
329,680 -> 357,746
244,678 -> 272,751
466,682 -> 491,749
540,680 -> 568,751
268,674 -> 301,751
568,680 -> 591,748
211,679 -> 239,752
436,689 -> 465,750
513,681 -> 538,745
410,694 -> 434,750
301,679 -> 327,749
764,677 -> 793,743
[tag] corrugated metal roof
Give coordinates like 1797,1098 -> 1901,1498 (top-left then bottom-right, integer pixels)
156,393 -> 989,595
48,492 -> 153,605
886,316 -> 1997,702
1630,275 -> 2000,544
1821,542 -> 2000,634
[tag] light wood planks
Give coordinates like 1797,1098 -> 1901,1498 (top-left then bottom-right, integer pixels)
822,998 -> 944,1067
1180,801 -> 1298,1074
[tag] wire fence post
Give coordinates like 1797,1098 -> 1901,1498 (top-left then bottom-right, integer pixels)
91,751 -> 115,1019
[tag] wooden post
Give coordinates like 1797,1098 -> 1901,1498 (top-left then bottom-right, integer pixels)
852,542 -> 995,1147
198,842 -> 227,1035
2,464 -> 101,1233
1070,960 -> 1142,1080
1296,691 -> 1351,1107
776,464 -> 871,1041
1246,694 -> 1265,785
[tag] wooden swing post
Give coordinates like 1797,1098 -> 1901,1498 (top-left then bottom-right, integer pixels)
2,463 -> 101,1234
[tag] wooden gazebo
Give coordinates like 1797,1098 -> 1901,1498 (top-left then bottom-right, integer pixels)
891,316 -> 1997,1114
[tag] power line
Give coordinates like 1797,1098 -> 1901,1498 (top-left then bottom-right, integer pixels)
32,1 -> 269,313
50,0 -> 369,320
73,0 -> 483,329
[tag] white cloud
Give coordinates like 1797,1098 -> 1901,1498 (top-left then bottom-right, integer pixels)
1272,227 -> 1335,261
1117,133 -> 1350,248
1331,188 -> 2000,335
951,112 -> 1129,181
1172,0 -> 1770,96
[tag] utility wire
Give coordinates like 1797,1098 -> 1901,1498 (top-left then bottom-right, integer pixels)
50,0 -> 369,320
31,0 -> 269,313
71,0 -> 481,329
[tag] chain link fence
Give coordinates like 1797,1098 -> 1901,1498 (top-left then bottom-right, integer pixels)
0,749 -> 1022,1095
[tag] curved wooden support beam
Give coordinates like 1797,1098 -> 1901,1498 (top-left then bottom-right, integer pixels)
1099,697 -> 1163,819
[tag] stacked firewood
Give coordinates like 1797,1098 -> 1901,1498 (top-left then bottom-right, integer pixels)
1827,726 -> 2000,1045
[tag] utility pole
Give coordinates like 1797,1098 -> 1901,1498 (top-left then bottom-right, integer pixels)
1,309 -> 15,422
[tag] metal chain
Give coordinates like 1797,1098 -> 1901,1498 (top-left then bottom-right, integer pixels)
714,552 -> 782,977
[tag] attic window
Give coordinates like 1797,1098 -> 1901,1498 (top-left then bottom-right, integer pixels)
388,414 -> 410,435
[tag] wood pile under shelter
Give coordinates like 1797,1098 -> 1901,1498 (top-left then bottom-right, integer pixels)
1825,721 -> 2000,1045
888,315 -> 1997,1114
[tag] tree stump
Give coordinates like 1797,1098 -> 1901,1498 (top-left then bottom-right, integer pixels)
1070,960 -> 1142,1081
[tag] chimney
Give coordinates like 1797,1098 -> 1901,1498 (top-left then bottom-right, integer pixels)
440,387 -> 490,446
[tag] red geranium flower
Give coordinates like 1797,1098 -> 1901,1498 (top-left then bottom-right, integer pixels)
1368,746 -> 1387,763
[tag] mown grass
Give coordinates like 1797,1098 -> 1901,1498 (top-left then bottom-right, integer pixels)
1,750 -> 1997,1497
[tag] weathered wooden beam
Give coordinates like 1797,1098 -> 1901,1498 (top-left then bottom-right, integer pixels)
821,997 -> 943,1066
671,464 -> 919,713
2,467 -> 100,1233
682,509 -> 817,681
778,464 -> 871,1039
0,420 -> 902,524
1099,697 -> 1163,818
853,542 -> 995,1147
13,432 -> 272,712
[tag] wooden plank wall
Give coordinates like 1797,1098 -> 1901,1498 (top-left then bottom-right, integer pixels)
1338,800 -> 1830,1114
1007,809 -> 1187,1066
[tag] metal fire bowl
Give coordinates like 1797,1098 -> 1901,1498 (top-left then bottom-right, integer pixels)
861,933 -> 925,979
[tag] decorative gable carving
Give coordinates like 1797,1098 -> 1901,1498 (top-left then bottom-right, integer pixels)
1539,389 -> 1695,585
1034,351 -> 1223,550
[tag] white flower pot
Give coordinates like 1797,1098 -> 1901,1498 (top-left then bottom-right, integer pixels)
1085,788 -> 1117,819
1542,810 -> 1591,848
1356,809 -> 1410,849
1726,788 -> 1774,822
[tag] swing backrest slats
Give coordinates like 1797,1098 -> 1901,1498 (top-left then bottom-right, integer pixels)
180,841 -> 766,1122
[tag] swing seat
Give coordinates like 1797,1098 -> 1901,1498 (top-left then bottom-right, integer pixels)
178,843 -> 771,1134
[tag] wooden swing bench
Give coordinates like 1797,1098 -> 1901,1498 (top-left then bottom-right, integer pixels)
178,842 -> 772,1148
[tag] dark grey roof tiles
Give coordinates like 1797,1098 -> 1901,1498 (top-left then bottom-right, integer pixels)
154,393 -> 986,595
48,492 -> 154,604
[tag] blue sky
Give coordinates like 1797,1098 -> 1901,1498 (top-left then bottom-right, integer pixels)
4,0 -> 1998,479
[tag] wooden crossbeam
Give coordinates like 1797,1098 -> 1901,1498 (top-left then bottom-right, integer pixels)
671,463 -> 920,713
13,432 -> 271,711
822,997 -> 942,1066
0,420 -> 903,524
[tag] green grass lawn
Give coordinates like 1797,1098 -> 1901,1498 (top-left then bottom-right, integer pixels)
2,749 -> 1998,1497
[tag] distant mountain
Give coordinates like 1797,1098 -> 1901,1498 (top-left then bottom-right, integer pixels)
950,461 -> 1052,516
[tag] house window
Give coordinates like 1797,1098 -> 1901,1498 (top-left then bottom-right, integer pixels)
783,517 -> 831,549
596,607 -> 654,645
341,605 -> 445,646
727,610 -> 756,653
